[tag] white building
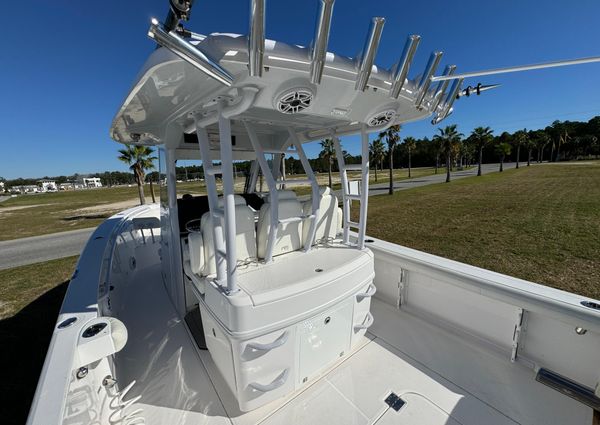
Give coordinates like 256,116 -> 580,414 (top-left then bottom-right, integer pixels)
0,181 -> 4,192
82,177 -> 103,188
37,180 -> 57,192
12,185 -> 39,194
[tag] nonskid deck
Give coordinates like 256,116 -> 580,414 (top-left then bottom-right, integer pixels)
112,263 -> 591,425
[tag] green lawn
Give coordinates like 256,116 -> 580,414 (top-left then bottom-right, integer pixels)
0,186 -> 147,241
0,256 -> 78,319
357,162 -> 600,299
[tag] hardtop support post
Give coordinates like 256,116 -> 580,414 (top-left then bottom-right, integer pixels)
193,123 -> 228,287
248,159 -> 259,193
244,122 -> 279,263
333,136 -> 350,245
217,101 -> 238,293
288,129 -> 320,251
358,125 -> 370,249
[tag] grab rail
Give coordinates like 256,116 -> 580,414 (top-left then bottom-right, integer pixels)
249,368 -> 290,392
356,284 -> 377,300
354,312 -> 374,331
246,331 -> 289,352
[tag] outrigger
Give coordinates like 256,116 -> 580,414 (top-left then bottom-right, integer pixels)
28,1 -> 600,424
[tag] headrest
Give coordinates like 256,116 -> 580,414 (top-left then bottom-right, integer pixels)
319,186 -> 331,196
217,195 -> 247,206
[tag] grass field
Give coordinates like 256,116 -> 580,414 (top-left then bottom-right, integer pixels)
0,166 -> 442,241
0,256 -> 78,319
0,186 -> 144,241
356,162 -> 600,299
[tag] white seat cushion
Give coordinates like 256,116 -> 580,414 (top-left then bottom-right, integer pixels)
188,232 -> 205,275
302,186 -> 339,245
200,195 -> 257,276
257,191 -> 303,259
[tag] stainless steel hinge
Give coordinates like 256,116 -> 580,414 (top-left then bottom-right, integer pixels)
511,307 -> 526,362
398,268 -> 407,309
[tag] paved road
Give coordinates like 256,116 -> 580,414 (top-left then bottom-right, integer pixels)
0,228 -> 94,270
368,162 -> 520,195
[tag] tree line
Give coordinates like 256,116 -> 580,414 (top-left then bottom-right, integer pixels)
4,116 -> 599,200
319,116 -> 600,194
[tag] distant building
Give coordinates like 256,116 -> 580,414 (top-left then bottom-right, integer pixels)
0,181 -> 4,192
11,185 -> 40,194
59,182 -> 75,191
82,177 -> 103,188
37,180 -> 57,192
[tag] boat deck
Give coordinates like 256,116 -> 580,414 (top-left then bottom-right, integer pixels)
113,264 -> 592,425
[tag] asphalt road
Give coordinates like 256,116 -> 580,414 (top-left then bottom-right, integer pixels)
0,162 -> 524,270
368,162 -> 520,194
0,228 -> 94,270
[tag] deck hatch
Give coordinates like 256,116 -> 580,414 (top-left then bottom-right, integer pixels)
384,392 -> 406,411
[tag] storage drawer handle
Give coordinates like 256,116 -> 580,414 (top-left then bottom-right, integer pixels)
247,331 -> 289,352
354,312 -> 374,331
249,368 -> 290,392
356,284 -> 377,300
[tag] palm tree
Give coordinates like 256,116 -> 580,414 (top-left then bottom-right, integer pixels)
379,125 -> 401,194
432,136 -> 442,174
319,138 -> 336,188
470,126 -> 494,176
434,125 -> 463,183
513,130 -> 528,168
495,138 -> 512,172
118,145 -> 157,205
369,138 -> 385,182
403,137 -> 417,178
534,131 -> 550,163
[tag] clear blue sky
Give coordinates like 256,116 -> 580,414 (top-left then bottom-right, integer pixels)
2,0 -> 600,179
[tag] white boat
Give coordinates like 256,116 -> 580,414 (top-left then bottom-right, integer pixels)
27,1 -> 600,424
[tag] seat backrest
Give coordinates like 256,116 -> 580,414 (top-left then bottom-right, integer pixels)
199,195 -> 257,276
188,232 -> 205,275
302,186 -> 339,245
257,190 -> 303,259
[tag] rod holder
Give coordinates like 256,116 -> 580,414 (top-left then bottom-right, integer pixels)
355,17 -> 385,91
432,77 -> 463,123
248,0 -> 265,77
389,35 -> 421,98
415,51 -> 443,109
148,18 -> 234,86
430,64 -> 456,111
310,0 -> 335,84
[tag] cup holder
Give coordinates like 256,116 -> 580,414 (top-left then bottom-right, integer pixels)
581,300 -> 600,310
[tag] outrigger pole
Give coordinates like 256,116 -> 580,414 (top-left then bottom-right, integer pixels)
431,55 -> 600,82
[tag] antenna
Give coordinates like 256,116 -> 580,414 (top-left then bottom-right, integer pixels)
355,17 -> 385,91
310,0 -> 335,84
165,0 -> 194,32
